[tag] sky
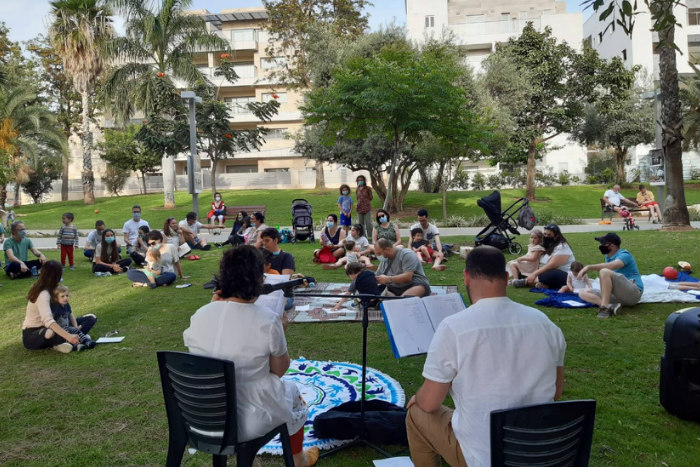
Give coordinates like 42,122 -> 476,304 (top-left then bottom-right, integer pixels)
1,0 -> 591,45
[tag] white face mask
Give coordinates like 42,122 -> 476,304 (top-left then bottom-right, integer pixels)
215,196 -> 221,201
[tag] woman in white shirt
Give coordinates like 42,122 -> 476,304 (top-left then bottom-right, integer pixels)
525,224 -> 576,289
183,246 -> 318,466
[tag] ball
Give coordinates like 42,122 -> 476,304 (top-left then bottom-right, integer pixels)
619,209 -> 629,218
94,209 -> 100,214
663,266 -> 678,280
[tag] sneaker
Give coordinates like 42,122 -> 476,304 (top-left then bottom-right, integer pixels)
215,243 -> 223,248
8,272 -> 17,280
597,306 -> 611,319
53,342 -> 73,353
512,279 -> 527,288
201,244 -> 212,251
69,266 -> 75,270
610,303 -> 622,316
85,340 -> 96,349
75,343 -> 87,352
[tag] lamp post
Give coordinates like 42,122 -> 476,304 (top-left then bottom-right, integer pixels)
181,91 -> 203,214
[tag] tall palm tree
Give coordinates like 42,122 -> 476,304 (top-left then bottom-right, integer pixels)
103,0 -> 229,208
49,0 -> 113,205
0,87 -> 67,207
681,66 -> 700,151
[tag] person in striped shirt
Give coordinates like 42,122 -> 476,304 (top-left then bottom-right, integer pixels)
57,212 -> 79,270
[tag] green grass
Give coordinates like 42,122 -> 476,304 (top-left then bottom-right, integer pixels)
0,229 -> 699,466
11,184 -> 700,230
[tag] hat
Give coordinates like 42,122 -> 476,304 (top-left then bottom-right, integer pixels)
594,233 -> 621,246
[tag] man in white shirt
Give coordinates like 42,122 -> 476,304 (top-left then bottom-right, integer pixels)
83,220 -> 106,260
179,211 -> 217,250
406,246 -> 566,467
603,185 -> 637,213
410,208 -> 445,271
122,205 -> 149,251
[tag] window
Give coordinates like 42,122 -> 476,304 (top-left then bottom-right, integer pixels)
224,96 -> 255,114
262,92 -> 288,103
232,29 -> 255,42
466,14 -> 484,23
622,49 -> 627,60
226,165 -> 258,174
232,62 -> 255,79
425,15 -> 435,28
689,8 -> 700,25
261,57 -> 287,70
266,128 -> 288,139
264,168 -> 289,173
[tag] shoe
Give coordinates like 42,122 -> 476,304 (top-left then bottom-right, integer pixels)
201,244 -> 212,251
69,266 -> 75,270
597,306 -> 611,319
610,303 -> 622,316
512,279 -> 527,288
85,340 -> 96,349
149,282 -> 157,289
304,447 -> 319,467
75,343 -> 87,352
215,243 -> 223,248
53,342 -> 73,353
8,272 -> 17,280
122,266 -> 129,272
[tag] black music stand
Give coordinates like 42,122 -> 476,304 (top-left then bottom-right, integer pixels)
291,290 -> 407,459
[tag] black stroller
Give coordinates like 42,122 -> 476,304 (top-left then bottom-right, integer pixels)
474,191 -> 534,255
290,198 -> 314,243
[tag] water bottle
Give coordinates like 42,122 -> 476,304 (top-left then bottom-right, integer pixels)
31,266 -> 38,278
94,272 -> 104,277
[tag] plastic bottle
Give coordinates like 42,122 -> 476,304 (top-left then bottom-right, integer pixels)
94,272 -> 104,277
31,266 -> 38,278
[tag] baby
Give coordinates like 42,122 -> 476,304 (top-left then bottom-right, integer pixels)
559,261 -> 591,294
143,247 -> 162,288
410,228 -> 433,263
323,240 -> 373,270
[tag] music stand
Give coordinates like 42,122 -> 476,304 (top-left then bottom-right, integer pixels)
291,290 -> 407,459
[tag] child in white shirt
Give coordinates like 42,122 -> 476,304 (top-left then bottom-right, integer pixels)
559,261 -> 591,294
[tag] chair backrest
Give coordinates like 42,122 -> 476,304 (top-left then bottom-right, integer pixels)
157,351 -> 239,455
490,400 -> 596,467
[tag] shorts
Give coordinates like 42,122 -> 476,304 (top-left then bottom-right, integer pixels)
587,272 -> 643,306
387,281 -> 431,297
186,238 -> 201,249
340,213 -> 352,226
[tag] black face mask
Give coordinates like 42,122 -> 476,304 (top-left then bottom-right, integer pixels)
542,237 -> 554,249
599,245 -> 611,255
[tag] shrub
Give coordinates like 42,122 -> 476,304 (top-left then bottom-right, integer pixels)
688,209 -> 700,222
451,169 -> 470,190
690,167 -> 700,181
535,209 -> 584,226
599,167 -> 615,184
558,170 -> 572,186
471,172 -> 486,191
535,168 -> 557,187
586,175 -> 599,184
486,174 -> 501,189
102,164 -> 129,196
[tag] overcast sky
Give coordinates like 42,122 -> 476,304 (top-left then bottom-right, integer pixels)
1,0 -> 588,44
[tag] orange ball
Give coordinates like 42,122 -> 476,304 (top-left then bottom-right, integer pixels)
94,209 -> 100,214
663,266 -> 678,280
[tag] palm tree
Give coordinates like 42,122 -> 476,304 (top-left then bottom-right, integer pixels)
49,0 -> 113,205
0,87 -> 67,207
681,66 -> 700,151
103,0 -> 229,208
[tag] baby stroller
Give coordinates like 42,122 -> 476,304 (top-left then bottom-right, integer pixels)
291,198 -> 315,243
474,191 -> 534,255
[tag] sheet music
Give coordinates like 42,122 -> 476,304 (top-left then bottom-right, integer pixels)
255,274 -> 290,317
423,293 -> 465,330
382,297 -> 434,357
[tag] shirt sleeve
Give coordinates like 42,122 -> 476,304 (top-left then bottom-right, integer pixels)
27,238 -> 34,250
37,291 -> 56,328
282,252 -> 295,271
400,249 -> 421,273
423,322 -> 458,383
268,316 -> 288,357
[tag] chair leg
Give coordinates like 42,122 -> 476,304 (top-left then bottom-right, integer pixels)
236,446 -> 259,467
165,437 -> 186,467
212,454 -> 227,467
278,425 -> 296,467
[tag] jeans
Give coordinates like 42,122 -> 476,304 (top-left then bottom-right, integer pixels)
22,315 -> 97,350
92,258 -> 132,274
5,260 -> 42,278
127,269 -> 177,287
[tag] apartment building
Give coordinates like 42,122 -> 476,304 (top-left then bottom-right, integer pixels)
406,0 -> 588,180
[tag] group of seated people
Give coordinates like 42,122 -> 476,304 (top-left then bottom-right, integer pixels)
603,184 -> 663,223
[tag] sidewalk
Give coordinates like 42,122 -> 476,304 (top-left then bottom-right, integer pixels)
20,219 -> 699,250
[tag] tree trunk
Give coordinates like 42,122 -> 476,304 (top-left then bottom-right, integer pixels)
13,183 -> 21,207
384,128 -> 400,212
658,25 -> 690,228
615,147 -> 627,185
61,153 -> 69,201
525,140 -> 537,201
210,159 -> 217,196
418,166 -> 433,193
0,184 -> 6,209
81,91 -> 95,204
162,155 -> 176,209
140,170 -> 148,194
433,161 -> 446,194
315,160 -> 326,194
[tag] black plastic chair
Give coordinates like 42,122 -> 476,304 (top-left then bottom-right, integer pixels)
157,351 -> 295,467
490,400 -> 596,467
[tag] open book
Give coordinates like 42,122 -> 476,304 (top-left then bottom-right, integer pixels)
255,274 -> 290,317
381,293 -> 466,358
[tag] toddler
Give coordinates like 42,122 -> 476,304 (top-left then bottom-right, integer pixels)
337,184 -> 353,233
559,261 -> 591,294
50,285 -> 96,351
57,212 -> 79,270
332,262 -> 386,310
509,229 -> 546,287
410,228 -> 434,263
262,249 -> 280,274
323,240 -> 372,270
143,247 -> 162,289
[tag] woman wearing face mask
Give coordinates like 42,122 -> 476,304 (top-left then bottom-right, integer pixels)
93,229 -> 132,274
207,192 -> 226,226
337,184 -> 353,234
216,211 -> 248,248
249,212 -> 268,249
127,230 -> 182,287
524,224 -> 576,289
371,209 -> 402,254
319,214 -> 346,259
355,175 -> 373,239
3,221 -> 47,279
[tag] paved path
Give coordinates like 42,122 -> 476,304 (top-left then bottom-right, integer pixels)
18,219 -> 699,250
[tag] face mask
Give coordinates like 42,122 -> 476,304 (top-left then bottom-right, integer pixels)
215,196 -> 221,201
379,216 -> 388,224
272,250 -> 280,256
105,237 -> 115,244
133,213 -> 141,221
542,237 -> 554,249
342,191 -> 349,195
18,229 -> 27,239
358,181 -> 365,186
599,245 -> 611,255
251,222 -> 257,228
326,221 -> 334,229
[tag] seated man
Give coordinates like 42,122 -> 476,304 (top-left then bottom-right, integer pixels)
375,238 -> 431,297
406,246 -> 566,467
260,227 -> 295,275
123,205 -> 150,265
578,233 -> 643,319
179,212 -> 218,251
603,184 -> 638,213
636,184 -> 663,223
4,221 -> 47,279
410,208 -> 445,271
83,220 -> 106,260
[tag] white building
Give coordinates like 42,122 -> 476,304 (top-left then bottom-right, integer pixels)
406,0 -> 589,180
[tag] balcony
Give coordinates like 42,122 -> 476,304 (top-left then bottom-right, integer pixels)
449,18 -> 542,46
216,29 -> 258,51
226,108 -> 302,123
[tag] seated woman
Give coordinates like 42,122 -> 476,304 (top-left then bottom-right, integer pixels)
217,211 -> 248,248
636,184 -> 663,223
93,229 -> 132,274
163,217 -> 183,248
525,224 -> 576,290
344,223 -> 372,257
127,231 -> 182,288
315,214 -> 346,260
371,209 -> 402,253
183,246 -> 318,467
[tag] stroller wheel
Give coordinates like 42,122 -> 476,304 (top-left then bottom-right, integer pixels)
309,233 -> 315,243
634,225 -> 640,230
508,242 -> 522,255
622,225 -> 627,231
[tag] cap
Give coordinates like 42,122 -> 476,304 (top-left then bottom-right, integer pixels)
594,233 -> 621,246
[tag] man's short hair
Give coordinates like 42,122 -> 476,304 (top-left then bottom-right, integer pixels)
95,220 -> 105,228
186,212 -> 197,221
465,246 -> 507,280
11,221 -> 24,234
260,227 -> 279,240
346,262 -> 364,276
132,205 -> 141,211
376,238 -> 393,251
417,208 -> 428,217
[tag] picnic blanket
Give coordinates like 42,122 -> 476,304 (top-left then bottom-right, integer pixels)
287,283 -> 460,323
534,273 -> 700,308
261,358 -> 405,454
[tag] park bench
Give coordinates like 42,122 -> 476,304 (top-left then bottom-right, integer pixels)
600,198 -> 651,221
216,205 -> 267,225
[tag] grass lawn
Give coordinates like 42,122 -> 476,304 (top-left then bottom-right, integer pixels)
0,227 -> 698,466
11,184 -> 700,230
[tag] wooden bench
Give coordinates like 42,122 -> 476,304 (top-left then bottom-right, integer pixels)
216,205 -> 266,225
600,198 -> 650,221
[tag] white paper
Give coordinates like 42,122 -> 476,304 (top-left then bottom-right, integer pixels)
255,274 -> 291,317
422,293 -> 465,330
382,297 -> 434,357
175,283 -> 192,288
562,300 -> 587,307
295,304 -> 311,312
96,336 -> 125,343
373,456 -> 414,467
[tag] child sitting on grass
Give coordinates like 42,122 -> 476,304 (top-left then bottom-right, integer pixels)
410,228 -> 434,263
262,249 -> 280,275
322,240 -> 373,270
509,229 -> 546,287
143,247 -> 161,289
331,262 -> 386,310
50,285 -> 96,351
558,261 -> 591,294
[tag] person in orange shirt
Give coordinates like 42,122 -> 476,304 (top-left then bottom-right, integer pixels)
636,184 -> 662,223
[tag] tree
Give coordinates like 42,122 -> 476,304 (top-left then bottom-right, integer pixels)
483,24 -> 601,201
26,35 -> 82,201
680,66 -> 700,150
584,0 -> 690,228
98,125 -> 162,194
572,60 -> 655,184
23,154 -> 62,203
262,0 -> 371,192
50,0 -> 114,205
102,163 -> 129,195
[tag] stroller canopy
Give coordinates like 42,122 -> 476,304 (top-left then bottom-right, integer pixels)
477,191 -> 504,226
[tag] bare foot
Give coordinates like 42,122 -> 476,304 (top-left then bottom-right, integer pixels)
432,264 -> 446,271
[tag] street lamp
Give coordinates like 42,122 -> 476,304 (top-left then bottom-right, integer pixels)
181,91 -> 203,214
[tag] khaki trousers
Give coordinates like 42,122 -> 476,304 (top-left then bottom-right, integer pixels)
405,404 -> 467,467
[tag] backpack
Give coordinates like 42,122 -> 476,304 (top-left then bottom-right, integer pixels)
279,228 -> 292,243
518,202 -> 536,231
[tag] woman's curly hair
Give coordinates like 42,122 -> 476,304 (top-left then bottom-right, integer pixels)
218,245 -> 264,300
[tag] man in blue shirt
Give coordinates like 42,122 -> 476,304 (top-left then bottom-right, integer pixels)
578,233 -> 643,319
